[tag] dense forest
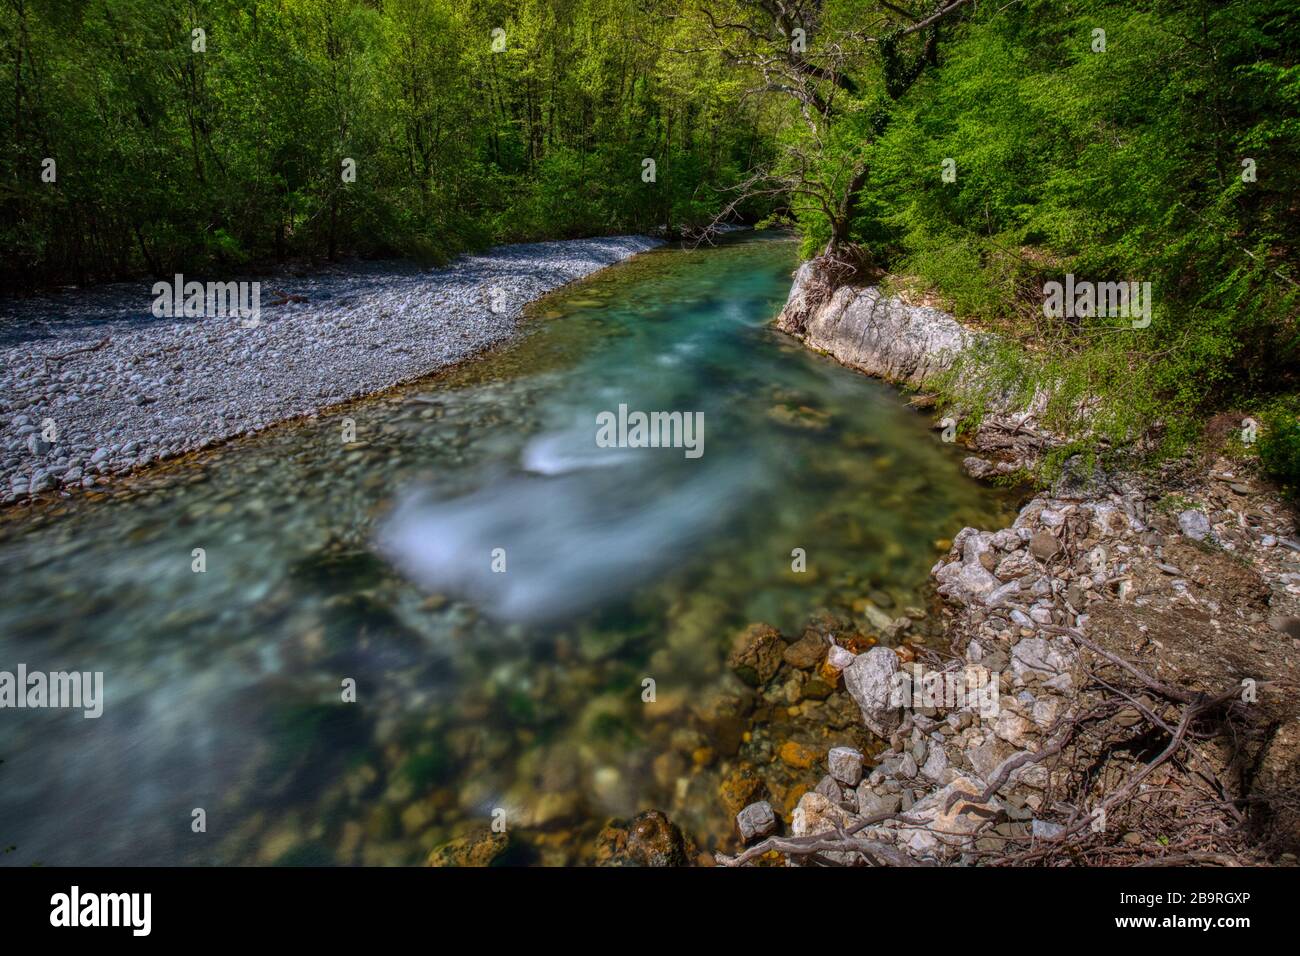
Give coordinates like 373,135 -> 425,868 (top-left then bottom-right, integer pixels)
2,0 -> 1298,477
0,0 -> 781,287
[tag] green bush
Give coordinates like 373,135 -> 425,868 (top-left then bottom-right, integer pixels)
1259,402 -> 1300,489
805,0 -> 1300,477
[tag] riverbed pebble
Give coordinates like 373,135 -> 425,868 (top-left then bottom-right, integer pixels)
0,236 -> 662,502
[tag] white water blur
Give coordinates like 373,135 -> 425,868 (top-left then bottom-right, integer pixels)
519,424 -> 630,475
379,419 -> 762,623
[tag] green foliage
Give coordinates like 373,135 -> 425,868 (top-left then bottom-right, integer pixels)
0,0 -> 777,290
791,0 -> 1300,472
1258,398 -> 1300,489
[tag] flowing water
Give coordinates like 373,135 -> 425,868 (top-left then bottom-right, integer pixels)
0,234 -> 1014,865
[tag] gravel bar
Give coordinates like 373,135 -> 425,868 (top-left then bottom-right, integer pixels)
0,235 -> 664,504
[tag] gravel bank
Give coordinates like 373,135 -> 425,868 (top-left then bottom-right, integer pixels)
0,235 -> 663,504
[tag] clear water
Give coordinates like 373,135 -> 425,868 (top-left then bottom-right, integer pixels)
0,234 -> 1013,865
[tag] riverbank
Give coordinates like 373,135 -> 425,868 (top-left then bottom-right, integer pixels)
709,260 -> 1300,866
0,236 -> 663,505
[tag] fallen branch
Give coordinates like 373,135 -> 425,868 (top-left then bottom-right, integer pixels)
43,336 -> 109,365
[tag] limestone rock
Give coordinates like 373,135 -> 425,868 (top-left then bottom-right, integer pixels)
843,646 -> 902,737
827,746 -> 864,786
736,801 -> 777,843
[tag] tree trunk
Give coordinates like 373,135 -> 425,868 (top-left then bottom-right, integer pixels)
826,164 -> 869,257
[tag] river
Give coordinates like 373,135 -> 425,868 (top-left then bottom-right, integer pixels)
0,233 -> 1014,865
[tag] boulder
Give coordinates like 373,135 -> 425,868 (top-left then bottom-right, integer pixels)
843,646 -> 902,738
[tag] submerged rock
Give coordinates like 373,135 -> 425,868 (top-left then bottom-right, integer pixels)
728,623 -> 784,687
426,831 -> 528,867
718,763 -> 768,817
779,740 -> 818,769
594,810 -> 692,867
783,630 -> 827,670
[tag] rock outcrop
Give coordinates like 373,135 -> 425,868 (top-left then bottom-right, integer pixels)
774,257 -> 1055,475
775,260 -> 974,387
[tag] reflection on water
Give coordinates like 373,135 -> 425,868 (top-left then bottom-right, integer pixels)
0,234 -> 1014,865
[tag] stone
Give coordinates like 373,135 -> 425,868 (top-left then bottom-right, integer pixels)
718,764 -> 767,817
956,562 -> 1000,598
843,646 -> 902,737
736,801 -> 777,842
1031,819 -> 1064,839
860,601 -> 894,633
899,776 -> 1001,854
965,736 -> 1015,780
994,549 -> 1039,581
427,831 -> 522,867
959,529 -> 995,566
827,746 -> 864,786
826,644 -> 856,671
1011,637 -> 1075,682
782,630 -> 826,669
857,787 -> 903,817
727,623 -> 784,687
993,710 -> 1038,749
822,692 -> 860,729
779,740 -> 818,769
1177,509 -> 1213,541
789,792 -> 858,864
815,774 -> 844,804
594,810 -> 691,867
1031,695 -> 1064,728
921,744 -> 949,783
984,580 -> 1023,608
1028,530 -> 1061,561
800,678 -> 833,701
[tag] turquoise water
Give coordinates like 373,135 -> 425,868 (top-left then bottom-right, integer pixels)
0,234 -> 1012,865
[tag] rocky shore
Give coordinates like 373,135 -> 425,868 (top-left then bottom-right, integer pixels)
775,257 -> 1052,479
0,235 -> 663,505
424,253 -> 1299,868
703,259 -> 1300,866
